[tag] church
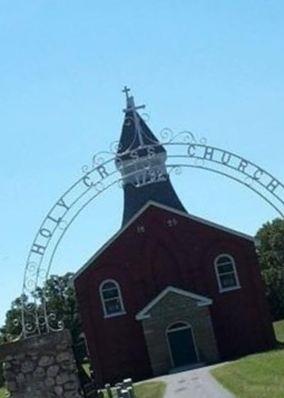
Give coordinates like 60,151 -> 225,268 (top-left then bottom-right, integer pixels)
73,90 -> 275,386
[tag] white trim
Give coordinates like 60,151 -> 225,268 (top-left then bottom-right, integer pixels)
214,254 -> 241,293
219,285 -> 241,293
103,310 -> 126,319
166,321 -> 200,367
99,279 -> 126,318
167,322 -> 192,332
154,202 -> 254,242
73,201 -> 254,281
136,286 -> 212,321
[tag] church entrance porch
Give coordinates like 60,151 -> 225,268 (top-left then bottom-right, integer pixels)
166,322 -> 199,368
136,286 -> 219,376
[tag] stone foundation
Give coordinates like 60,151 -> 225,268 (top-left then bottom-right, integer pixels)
0,329 -> 83,398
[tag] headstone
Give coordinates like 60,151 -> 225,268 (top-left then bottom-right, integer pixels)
0,329 -> 83,398
105,383 -> 113,398
122,378 -> 133,389
120,389 -> 130,398
127,386 -> 135,398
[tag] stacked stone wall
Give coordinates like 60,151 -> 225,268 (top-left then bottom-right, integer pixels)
0,329 -> 83,398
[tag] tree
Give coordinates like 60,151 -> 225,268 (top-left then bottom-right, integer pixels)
256,218 -> 284,321
37,272 -> 81,341
0,272 -> 82,388
0,272 -> 81,342
0,273 -> 91,390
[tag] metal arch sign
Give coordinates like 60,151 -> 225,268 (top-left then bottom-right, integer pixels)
18,131 -> 284,339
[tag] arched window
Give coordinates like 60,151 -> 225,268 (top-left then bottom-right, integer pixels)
214,254 -> 240,293
100,280 -> 126,318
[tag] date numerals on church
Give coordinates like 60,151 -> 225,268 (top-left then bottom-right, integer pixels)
134,168 -> 168,187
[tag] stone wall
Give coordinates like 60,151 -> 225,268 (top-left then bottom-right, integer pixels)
140,291 -> 219,376
0,329 -> 83,398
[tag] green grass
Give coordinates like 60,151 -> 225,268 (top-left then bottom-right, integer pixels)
134,381 -> 166,398
102,381 -> 166,398
0,388 -> 8,398
82,362 -> 91,377
211,320 -> 284,398
212,349 -> 284,398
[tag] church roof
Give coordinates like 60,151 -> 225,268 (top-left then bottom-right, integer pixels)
72,201 -> 255,282
136,286 -> 213,321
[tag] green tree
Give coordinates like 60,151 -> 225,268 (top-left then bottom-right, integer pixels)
0,272 -> 80,342
0,335 -> 4,388
36,272 -> 81,341
0,273 -> 86,389
256,218 -> 284,321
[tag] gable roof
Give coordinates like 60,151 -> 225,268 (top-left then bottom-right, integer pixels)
151,202 -> 254,241
73,200 -> 254,281
136,286 -> 213,321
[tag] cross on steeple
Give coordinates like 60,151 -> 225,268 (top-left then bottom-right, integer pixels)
122,86 -> 146,113
122,86 -> 131,100
122,87 -> 146,146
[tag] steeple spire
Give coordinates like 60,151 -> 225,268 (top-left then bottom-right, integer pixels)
118,87 -> 162,154
122,86 -> 146,147
116,89 -> 187,226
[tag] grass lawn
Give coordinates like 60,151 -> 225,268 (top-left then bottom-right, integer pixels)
102,381 -> 166,398
212,320 -> 284,398
134,381 -> 166,398
0,388 -> 8,398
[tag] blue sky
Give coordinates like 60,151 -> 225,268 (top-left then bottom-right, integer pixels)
0,1 -> 284,326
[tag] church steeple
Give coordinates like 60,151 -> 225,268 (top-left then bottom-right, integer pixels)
122,86 -> 146,147
116,88 -> 187,226
118,87 -> 165,153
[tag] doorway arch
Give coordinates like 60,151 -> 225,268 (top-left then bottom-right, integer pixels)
166,321 -> 199,368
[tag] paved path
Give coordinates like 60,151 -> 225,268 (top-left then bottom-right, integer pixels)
155,365 -> 235,398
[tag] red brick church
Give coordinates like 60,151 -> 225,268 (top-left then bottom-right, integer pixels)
73,90 -> 275,385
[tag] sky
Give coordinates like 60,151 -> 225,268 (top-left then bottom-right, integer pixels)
0,1 -> 284,326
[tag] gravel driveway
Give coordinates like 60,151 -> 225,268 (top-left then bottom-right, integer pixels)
155,364 -> 235,398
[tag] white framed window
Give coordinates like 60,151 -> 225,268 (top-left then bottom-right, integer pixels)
214,254 -> 240,293
99,279 -> 126,318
